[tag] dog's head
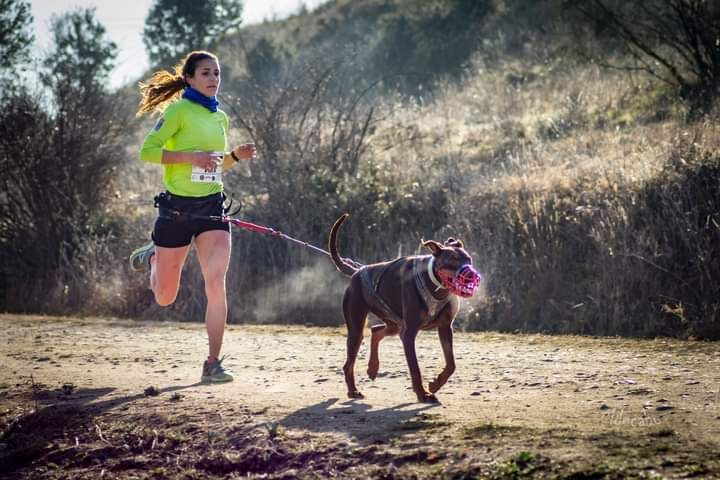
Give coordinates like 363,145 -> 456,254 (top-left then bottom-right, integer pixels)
423,238 -> 481,297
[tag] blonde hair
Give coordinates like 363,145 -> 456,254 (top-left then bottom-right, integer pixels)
136,51 -> 219,116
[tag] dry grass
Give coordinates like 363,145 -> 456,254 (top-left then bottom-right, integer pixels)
370,58 -> 677,194
15,42 -> 717,339
347,55 -> 718,338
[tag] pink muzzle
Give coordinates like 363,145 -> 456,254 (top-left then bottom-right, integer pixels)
437,264 -> 482,298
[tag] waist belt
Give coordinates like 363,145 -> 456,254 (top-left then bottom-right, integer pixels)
153,191 -> 238,222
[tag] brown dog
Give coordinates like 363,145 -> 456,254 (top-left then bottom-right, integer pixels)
328,214 -> 480,403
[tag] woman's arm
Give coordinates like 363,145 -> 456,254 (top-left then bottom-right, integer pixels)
163,150 -> 221,171
139,104 -> 220,171
139,104 -> 181,164
221,143 -> 257,169
219,111 -> 256,169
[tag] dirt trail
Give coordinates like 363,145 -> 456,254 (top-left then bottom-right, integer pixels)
1,314 -> 719,478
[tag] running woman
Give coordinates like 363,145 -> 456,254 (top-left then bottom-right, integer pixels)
129,50 -> 256,383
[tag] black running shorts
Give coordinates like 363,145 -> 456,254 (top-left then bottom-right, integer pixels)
152,191 -> 230,248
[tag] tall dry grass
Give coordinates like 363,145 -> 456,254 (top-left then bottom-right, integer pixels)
50,51 -> 720,339
398,58 -> 719,338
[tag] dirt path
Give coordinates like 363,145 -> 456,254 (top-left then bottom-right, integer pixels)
1,314 -> 719,478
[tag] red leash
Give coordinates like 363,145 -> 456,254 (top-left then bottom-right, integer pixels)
215,215 -> 334,258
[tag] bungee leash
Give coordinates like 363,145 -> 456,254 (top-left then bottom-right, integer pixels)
152,192 -> 365,267
219,215 -> 365,270
216,215 -> 333,258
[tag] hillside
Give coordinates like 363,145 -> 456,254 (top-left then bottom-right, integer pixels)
3,0 -> 718,340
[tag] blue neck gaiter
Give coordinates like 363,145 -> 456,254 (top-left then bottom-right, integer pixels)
182,86 -> 219,113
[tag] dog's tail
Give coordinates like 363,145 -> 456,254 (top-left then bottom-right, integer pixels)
329,213 -> 358,276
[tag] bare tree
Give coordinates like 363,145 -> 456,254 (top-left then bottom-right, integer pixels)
0,9 -> 129,312
223,51 -> 376,238
567,0 -> 720,115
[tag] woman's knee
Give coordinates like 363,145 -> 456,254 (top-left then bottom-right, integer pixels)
203,272 -> 227,297
151,245 -> 189,306
152,275 -> 181,306
154,285 -> 179,306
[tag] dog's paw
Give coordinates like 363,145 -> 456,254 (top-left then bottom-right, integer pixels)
367,365 -> 378,380
429,379 -> 445,393
347,390 -> 365,399
417,391 -> 440,404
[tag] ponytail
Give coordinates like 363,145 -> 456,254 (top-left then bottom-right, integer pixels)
136,68 -> 185,116
136,50 -> 219,117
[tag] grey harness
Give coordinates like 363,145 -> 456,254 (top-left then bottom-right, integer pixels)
359,256 -> 450,328
413,257 -> 449,321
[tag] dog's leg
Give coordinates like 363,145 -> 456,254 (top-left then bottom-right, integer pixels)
367,320 -> 399,380
429,323 -> 455,394
343,288 -> 369,399
400,326 -> 438,403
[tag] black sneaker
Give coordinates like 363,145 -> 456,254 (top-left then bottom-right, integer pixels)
201,356 -> 234,383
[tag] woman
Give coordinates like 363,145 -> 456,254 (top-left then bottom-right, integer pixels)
129,50 -> 256,383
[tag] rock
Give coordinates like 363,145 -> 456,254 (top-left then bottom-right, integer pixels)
144,386 -> 160,396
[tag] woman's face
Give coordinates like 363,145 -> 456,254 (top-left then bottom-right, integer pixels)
186,58 -> 221,97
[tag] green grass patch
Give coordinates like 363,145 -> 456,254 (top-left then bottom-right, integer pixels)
396,413 -> 450,432
463,422 -> 522,439
495,451 -> 548,478
682,463 -> 709,477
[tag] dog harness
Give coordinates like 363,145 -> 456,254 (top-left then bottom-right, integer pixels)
414,257 -> 451,322
359,256 -> 451,329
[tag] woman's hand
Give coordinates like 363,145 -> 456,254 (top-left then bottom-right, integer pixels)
188,151 -> 223,172
232,143 -> 256,161
223,143 -> 256,169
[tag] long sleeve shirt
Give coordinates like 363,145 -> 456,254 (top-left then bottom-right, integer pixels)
139,98 -> 229,197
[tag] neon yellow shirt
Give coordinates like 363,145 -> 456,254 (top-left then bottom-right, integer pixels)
139,98 -> 229,197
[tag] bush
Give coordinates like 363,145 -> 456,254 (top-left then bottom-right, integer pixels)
371,0 -> 493,93
463,130 -> 720,339
0,88 -> 129,313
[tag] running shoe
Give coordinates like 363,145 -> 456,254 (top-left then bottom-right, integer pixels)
129,240 -> 155,272
201,356 -> 234,383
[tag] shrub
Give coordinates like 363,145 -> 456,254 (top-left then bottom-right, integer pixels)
0,88 -> 129,313
464,129 -> 720,339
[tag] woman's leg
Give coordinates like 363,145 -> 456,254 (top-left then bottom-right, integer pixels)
193,229 -> 231,361
150,245 -> 191,306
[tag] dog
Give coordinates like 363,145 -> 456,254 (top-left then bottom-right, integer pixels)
328,213 -> 481,403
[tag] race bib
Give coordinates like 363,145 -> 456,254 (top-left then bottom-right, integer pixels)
191,152 -> 223,183
191,165 -> 222,183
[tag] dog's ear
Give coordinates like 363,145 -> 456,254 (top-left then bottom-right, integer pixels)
423,240 -> 444,256
444,237 -> 464,248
